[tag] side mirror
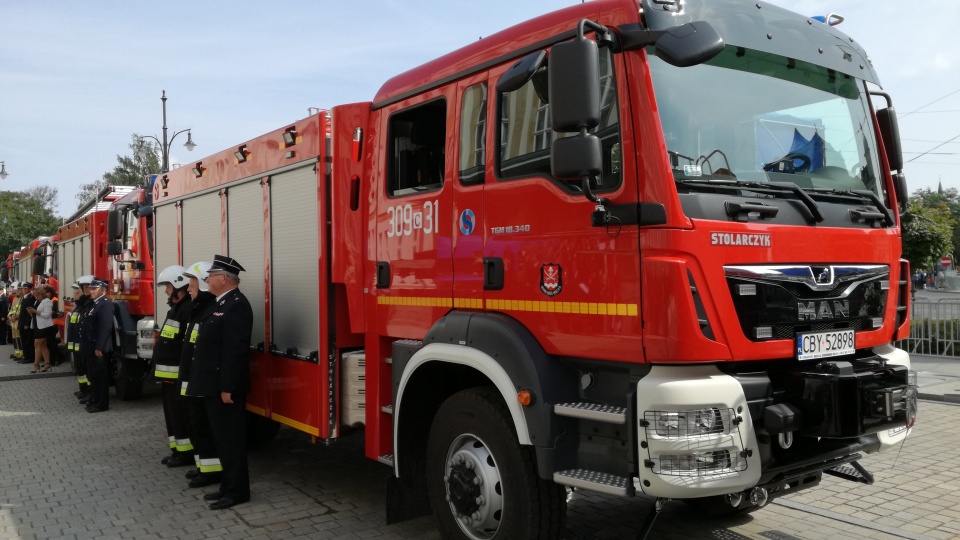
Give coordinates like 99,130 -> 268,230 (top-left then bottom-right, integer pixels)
875,107 -> 904,172
496,50 -> 547,94
552,136 -> 602,179
107,208 -> 124,241
106,241 -> 123,256
619,21 -> 724,67
549,36 -> 600,132
137,204 -> 153,218
894,172 -> 908,216
33,257 -> 44,276
0,267 -> 8,282
33,247 -> 43,256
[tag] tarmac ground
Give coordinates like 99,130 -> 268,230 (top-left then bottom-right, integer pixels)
1,341 -> 959,540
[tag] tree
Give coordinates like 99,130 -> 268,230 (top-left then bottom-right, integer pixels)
75,134 -> 160,207
912,187 -> 960,259
901,198 -> 954,271
0,189 -> 63,259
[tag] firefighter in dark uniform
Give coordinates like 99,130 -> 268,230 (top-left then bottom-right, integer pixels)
80,278 -> 114,413
73,275 -> 94,404
17,282 -> 37,365
154,265 -> 194,467
189,255 -> 252,509
180,261 -> 223,488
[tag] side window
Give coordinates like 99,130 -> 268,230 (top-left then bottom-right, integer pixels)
387,100 -> 447,197
498,48 -> 621,190
458,83 -> 487,185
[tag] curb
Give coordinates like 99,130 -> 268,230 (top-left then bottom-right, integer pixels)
919,393 -> 960,404
0,371 -> 75,383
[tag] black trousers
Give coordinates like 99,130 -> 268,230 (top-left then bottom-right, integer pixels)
205,395 -> 249,500
187,396 -> 221,475
161,382 -> 192,454
86,352 -> 111,410
74,350 -> 89,392
20,328 -> 34,362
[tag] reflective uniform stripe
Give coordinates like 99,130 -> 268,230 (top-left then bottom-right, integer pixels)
160,320 -> 181,339
189,328 -> 198,344
154,365 -> 180,379
175,438 -> 194,452
168,436 -> 176,449
179,381 -> 189,396
77,375 -> 89,384
198,458 -> 223,473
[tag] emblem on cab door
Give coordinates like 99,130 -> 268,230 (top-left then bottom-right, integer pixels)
540,263 -> 563,296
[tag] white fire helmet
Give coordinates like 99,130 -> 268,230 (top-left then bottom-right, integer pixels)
157,265 -> 188,290
76,275 -> 95,287
183,261 -> 212,292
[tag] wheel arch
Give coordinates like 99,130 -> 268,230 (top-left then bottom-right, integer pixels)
392,311 -> 579,478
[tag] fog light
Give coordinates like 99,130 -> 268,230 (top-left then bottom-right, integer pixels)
658,449 -> 737,476
755,327 -> 773,339
870,317 -> 883,329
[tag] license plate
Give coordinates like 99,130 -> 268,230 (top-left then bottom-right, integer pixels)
796,329 -> 855,361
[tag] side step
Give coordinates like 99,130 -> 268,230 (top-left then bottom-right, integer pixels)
554,402 -> 626,424
378,454 -> 395,466
553,469 -> 631,496
823,460 -> 874,485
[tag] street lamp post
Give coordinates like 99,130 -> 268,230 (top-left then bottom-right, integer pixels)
0,161 -> 8,180
140,90 -> 196,173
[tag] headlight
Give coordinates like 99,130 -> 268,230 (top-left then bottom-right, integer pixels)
652,408 -> 724,437
656,449 -> 744,476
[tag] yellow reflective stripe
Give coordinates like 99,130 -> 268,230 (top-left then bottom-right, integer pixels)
189,328 -> 198,343
175,439 -> 193,452
377,295 -> 639,317
77,376 -> 89,384
154,365 -> 179,379
179,381 -> 189,396
168,436 -> 176,449
198,458 -> 223,473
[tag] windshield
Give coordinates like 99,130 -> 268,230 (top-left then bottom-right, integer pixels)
649,46 -> 882,197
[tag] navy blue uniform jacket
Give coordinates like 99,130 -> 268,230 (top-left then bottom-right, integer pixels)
188,288 -> 253,398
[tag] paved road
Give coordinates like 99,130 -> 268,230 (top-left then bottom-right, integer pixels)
2,344 -> 959,539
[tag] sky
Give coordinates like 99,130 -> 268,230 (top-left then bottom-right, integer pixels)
2,0 -> 959,218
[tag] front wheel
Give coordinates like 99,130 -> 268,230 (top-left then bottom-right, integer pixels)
426,387 -> 565,540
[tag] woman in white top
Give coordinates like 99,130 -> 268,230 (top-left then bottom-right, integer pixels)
27,285 -> 55,373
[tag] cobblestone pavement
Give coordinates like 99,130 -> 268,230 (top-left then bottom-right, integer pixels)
1,355 -> 959,539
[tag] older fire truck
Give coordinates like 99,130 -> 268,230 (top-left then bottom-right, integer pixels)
151,0 -> 916,537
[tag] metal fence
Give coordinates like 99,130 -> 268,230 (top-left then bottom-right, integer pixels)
897,299 -> 960,357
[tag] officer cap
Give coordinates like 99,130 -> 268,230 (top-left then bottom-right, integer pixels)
89,278 -> 108,289
21,281 -> 33,289
209,254 -> 245,275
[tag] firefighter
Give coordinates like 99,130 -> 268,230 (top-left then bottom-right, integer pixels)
17,282 -> 36,365
180,261 -> 223,488
79,278 -> 114,413
154,265 -> 195,467
0,282 -> 8,346
72,276 -> 94,402
189,255 -> 252,509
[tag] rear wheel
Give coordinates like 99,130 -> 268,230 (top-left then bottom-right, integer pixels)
426,387 -> 565,540
114,359 -> 144,400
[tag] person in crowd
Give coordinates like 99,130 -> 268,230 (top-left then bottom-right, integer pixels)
180,261 -> 223,488
17,282 -> 37,365
0,283 -> 8,346
26,285 -> 55,373
9,283 -> 22,360
153,265 -> 195,468
189,255 -> 252,510
79,279 -> 114,413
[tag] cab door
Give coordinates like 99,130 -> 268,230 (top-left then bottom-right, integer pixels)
373,94 -> 454,339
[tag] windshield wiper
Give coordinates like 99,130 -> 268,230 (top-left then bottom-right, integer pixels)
676,179 -> 824,224
806,188 -> 894,227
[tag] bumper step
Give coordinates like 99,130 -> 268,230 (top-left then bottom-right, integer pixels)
823,460 -> 873,485
554,402 -> 626,424
553,469 -> 631,496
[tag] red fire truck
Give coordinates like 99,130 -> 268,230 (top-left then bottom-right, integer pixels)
151,0 -> 916,537
57,185 -> 151,399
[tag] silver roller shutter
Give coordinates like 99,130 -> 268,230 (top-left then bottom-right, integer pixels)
154,205 -> 179,323
270,165 -> 319,357
79,235 -> 91,276
182,192 -> 223,268
227,181 -> 265,347
57,242 -> 68,301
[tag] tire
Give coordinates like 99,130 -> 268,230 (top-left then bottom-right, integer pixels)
426,387 -> 566,540
114,359 -> 144,401
246,411 -> 281,449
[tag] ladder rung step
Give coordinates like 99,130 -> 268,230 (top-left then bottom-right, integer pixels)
378,454 -> 395,466
554,402 -> 626,424
553,469 -> 629,496
382,404 -> 394,414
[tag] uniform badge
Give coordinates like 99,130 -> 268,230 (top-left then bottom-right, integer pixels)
540,263 -> 562,296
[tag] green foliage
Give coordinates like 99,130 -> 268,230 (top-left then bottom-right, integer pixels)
901,198 -> 954,270
75,134 -> 160,207
0,188 -> 63,258
913,187 -> 960,259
